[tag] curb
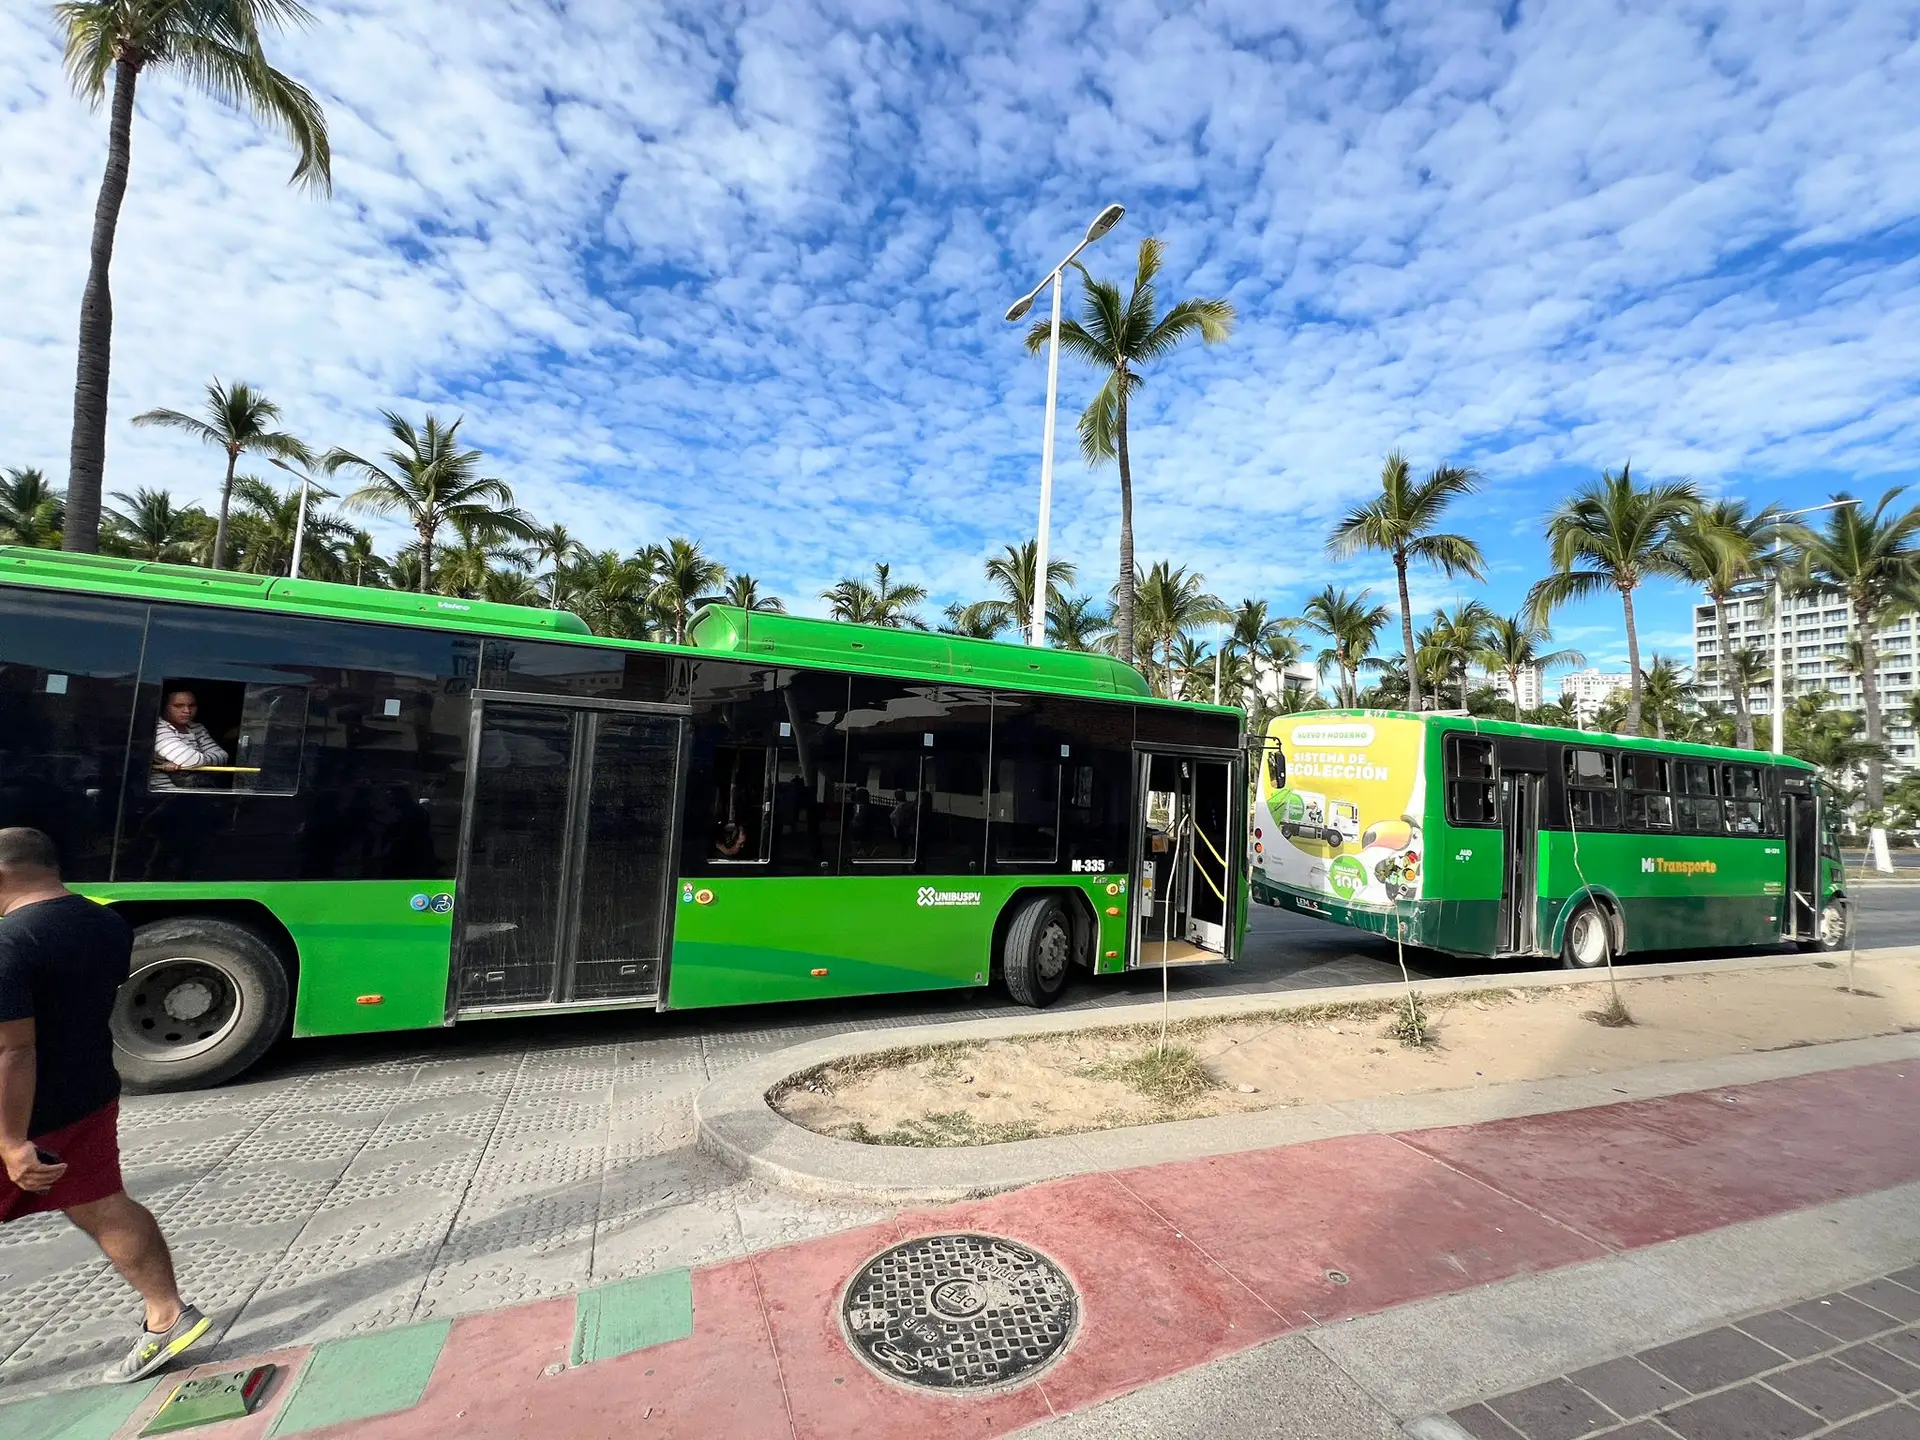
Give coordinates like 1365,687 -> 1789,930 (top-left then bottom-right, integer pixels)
693,947 -> 1920,1205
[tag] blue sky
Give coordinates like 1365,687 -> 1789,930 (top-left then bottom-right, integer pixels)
4,1 -> 1920,672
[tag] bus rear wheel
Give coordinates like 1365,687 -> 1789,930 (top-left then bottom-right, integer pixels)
1002,894 -> 1075,1008
113,917 -> 291,1091
1560,904 -> 1613,970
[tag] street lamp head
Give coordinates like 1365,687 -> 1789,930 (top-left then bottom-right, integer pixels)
1085,203 -> 1124,242
1004,294 -> 1035,324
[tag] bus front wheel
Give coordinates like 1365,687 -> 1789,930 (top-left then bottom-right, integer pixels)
113,918 -> 292,1091
1002,895 -> 1074,1008
1560,904 -> 1613,970
1798,897 -> 1851,953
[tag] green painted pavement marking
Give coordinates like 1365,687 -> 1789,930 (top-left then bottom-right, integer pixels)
267,1321 -> 450,1437
0,1380 -> 156,1440
570,1269 -> 694,1366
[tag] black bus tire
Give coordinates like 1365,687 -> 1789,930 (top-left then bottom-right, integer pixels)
114,918 -> 292,1091
1002,894 -> 1074,1008
1798,896 -> 1851,953
1560,902 -> 1613,970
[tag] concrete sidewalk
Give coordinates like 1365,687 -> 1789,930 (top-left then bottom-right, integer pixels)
8,1050 -> 1917,1440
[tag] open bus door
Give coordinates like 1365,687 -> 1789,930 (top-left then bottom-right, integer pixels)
1780,772 -> 1821,943
1497,769 -> 1542,954
1132,750 -> 1239,967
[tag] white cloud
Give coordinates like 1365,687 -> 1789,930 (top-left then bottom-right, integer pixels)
2,0 -> 1919,653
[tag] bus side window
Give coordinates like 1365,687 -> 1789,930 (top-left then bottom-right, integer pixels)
1623,754 -> 1673,830
1722,764 -> 1766,835
1444,736 -> 1497,826
709,744 -> 773,863
1673,761 -> 1721,832
149,677 -> 307,796
1565,747 -> 1620,828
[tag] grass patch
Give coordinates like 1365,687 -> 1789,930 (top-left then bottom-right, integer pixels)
834,1112 -> 1040,1147
1091,1045 -> 1218,1108
1585,989 -> 1636,1028
1386,994 -> 1433,1047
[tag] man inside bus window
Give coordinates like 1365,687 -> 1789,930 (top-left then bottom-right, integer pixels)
713,820 -> 748,859
151,688 -> 227,790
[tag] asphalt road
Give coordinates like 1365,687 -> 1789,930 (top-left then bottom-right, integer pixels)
243,881 -> 1920,1084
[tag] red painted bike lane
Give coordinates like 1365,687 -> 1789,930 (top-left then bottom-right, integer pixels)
110,1058 -> 1920,1440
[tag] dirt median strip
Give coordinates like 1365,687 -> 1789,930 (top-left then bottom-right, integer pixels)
693,948 -> 1920,1204
774,957 -> 1920,1147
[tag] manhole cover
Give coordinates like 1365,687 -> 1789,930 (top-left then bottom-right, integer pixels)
840,1233 -> 1077,1391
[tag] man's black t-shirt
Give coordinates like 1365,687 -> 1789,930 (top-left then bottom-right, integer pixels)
0,895 -> 130,1136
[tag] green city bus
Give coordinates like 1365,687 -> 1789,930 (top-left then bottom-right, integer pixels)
0,548 -> 1244,1089
1250,711 -> 1848,966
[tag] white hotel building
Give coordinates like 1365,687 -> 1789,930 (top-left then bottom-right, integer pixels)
1691,587 -> 1918,767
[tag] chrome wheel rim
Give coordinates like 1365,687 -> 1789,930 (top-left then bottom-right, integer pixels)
1035,917 -> 1071,986
1820,901 -> 1847,948
113,956 -> 243,1063
1568,912 -> 1608,967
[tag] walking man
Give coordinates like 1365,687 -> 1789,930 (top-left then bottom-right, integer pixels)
0,828 -> 209,1382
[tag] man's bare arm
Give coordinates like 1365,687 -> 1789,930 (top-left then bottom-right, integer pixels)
0,1017 -> 64,1192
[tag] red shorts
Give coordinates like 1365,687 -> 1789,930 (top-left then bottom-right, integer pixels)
0,1100 -> 124,1222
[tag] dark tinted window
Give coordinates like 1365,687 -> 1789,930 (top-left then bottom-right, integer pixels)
1626,792 -> 1674,830
1133,705 -> 1237,749
1673,762 -> 1721,832
1445,736 -> 1497,827
682,667 -> 848,876
993,695 -> 1134,870
839,680 -> 990,873
1723,764 -> 1766,834
118,606 -> 474,882
0,587 -> 145,880
1565,748 -> 1619,828
1623,754 -> 1668,792
1566,748 -> 1618,787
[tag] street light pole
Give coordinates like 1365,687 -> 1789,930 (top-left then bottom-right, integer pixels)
269,457 -> 313,580
1006,203 -> 1125,649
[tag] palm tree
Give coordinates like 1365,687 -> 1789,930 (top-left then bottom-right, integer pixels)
1225,599 -> 1292,703
1129,561 -> 1230,697
1421,599 -> 1495,708
1,468 -> 65,547
566,550 -> 652,638
57,1 -> 330,553
972,540 -> 1077,637
820,563 -> 927,628
434,514 -> 531,599
527,523 -> 587,608
942,602 -> 1003,639
1792,489 -> 1920,814
1327,452 -> 1484,710
481,568 -> 542,606
132,380 -> 310,569
651,537 -> 727,645
1303,585 -> 1390,707
1047,592 -> 1110,652
1638,655 -> 1694,742
225,473 -> 348,577
1028,237 -> 1234,665
339,530 -> 384,587
1527,464 -> 1700,737
720,573 -> 785,613
327,412 -> 527,593
101,487 -> 208,561
1473,614 -> 1586,715
1669,499 -> 1786,749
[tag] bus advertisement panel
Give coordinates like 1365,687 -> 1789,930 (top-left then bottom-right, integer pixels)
1255,714 -> 1427,909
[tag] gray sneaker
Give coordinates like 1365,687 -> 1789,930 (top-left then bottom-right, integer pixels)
102,1304 -> 210,1384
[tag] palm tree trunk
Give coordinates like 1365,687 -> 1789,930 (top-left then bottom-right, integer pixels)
419,525 -> 434,593
211,448 -> 238,570
64,58 -> 142,556
1395,553 -> 1420,710
1621,585 -> 1644,737
1716,594 -> 1752,749
1858,599 -> 1885,811
1114,375 -> 1136,670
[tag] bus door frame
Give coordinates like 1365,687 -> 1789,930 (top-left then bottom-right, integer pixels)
1779,770 -> 1819,942
447,690 -> 693,1021
1496,766 -> 1544,955
1128,744 -> 1243,968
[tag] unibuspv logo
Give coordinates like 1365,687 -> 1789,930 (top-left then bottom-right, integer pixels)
916,886 -> 982,907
